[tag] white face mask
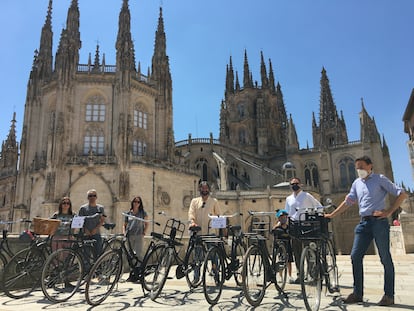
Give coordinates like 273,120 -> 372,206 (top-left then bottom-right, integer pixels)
357,169 -> 369,179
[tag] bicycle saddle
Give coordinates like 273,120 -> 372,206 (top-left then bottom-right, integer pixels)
103,223 -> 116,230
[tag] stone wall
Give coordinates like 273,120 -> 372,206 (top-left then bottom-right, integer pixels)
400,214 -> 414,253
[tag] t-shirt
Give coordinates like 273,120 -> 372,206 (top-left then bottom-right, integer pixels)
124,209 -> 147,235
79,203 -> 104,232
51,213 -> 75,236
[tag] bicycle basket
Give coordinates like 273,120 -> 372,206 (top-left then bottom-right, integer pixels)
33,217 -> 61,235
163,218 -> 185,242
289,214 -> 328,239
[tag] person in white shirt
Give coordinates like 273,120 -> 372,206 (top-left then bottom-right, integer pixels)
285,177 -> 321,283
188,181 -> 221,235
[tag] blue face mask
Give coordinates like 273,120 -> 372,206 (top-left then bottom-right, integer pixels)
280,217 -> 288,224
291,184 -> 300,191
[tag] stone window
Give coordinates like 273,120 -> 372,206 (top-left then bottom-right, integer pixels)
134,110 -> 147,129
304,162 -> 319,187
83,134 -> 104,155
339,157 -> 356,188
133,140 -> 147,156
239,128 -> 246,144
85,97 -> 105,122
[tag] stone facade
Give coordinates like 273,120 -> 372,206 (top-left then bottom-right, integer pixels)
0,1 -> 408,255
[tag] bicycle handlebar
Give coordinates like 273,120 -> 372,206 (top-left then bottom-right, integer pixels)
158,211 -> 190,225
122,212 -> 160,226
207,212 -> 240,218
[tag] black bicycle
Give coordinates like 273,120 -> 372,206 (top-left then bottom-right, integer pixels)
2,218 -> 59,299
40,213 -> 113,303
241,211 -> 288,307
0,219 -> 30,271
146,213 -> 186,300
84,213 -> 160,306
202,213 -> 247,305
291,204 -> 339,311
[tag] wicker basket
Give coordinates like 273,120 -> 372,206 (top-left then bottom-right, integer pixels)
33,217 -> 61,235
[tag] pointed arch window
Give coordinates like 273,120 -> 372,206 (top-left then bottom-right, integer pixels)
134,109 -> 147,129
239,128 -> 246,144
304,162 -> 319,187
339,157 -> 356,188
195,157 -> 209,181
237,103 -> 245,118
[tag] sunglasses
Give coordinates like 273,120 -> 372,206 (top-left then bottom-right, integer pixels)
201,202 -> 206,208
88,194 -> 97,198
290,183 -> 299,186
133,200 -> 141,204
62,201 -> 70,205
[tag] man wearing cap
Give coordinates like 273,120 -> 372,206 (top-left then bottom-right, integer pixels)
285,177 -> 322,284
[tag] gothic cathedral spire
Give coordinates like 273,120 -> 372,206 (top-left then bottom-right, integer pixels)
151,7 -> 174,160
54,0 -> 81,82
116,0 -> 136,89
312,67 -> 348,149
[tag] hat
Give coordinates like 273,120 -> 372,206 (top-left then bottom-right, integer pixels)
276,209 -> 288,218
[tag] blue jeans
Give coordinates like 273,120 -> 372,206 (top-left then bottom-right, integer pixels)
350,218 -> 394,298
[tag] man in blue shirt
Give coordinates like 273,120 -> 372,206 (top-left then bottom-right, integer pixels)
325,156 -> 407,306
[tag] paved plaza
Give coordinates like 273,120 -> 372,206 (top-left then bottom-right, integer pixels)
0,254 -> 413,311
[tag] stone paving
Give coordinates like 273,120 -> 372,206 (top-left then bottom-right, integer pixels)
0,254 -> 413,310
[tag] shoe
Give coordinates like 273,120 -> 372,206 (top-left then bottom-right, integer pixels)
328,286 -> 340,294
291,277 -> 300,284
378,295 -> 394,306
343,293 -> 363,304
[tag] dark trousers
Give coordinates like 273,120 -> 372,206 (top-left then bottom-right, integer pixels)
292,238 -> 303,276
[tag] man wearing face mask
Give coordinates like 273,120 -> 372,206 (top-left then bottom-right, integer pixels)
325,156 -> 407,306
188,181 -> 221,235
285,177 -> 322,284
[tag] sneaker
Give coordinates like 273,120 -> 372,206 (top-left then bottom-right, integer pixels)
343,293 -> 363,304
328,286 -> 340,294
377,295 -> 394,306
289,277 -> 300,284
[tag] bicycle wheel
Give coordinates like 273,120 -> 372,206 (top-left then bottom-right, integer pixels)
104,236 -> 123,251
2,246 -> 45,299
141,244 -> 165,292
325,239 -> 339,293
0,254 -> 6,290
184,242 -> 206,288
149,246 -> 173,300
273,242 -> 288,291
41,248 -> 83,303
300,245 -> 322,311
202,245 -> 224,305
242,244 -> 266,307
85,250 -> 122,306
233,239 -> 247,286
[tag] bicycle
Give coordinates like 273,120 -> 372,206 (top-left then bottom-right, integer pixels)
291,203 -> 340,311
2,217 -> 60,299
40,213 -> 112,303
0,219 -> 30,271
201,213 -> 247,305
146,213 -> 186,300
84,212 -> 160,306
241,211 -> 288,307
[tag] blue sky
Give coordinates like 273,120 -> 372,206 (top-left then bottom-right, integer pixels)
1,0 -> 413,189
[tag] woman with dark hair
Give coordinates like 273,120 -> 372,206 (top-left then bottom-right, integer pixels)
51,196 -> 75,250
123,196 -> 149,261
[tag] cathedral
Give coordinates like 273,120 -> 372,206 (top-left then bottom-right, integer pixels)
0,0 -> 394,254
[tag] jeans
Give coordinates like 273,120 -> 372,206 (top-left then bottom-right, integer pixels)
350,217 -> 394,298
